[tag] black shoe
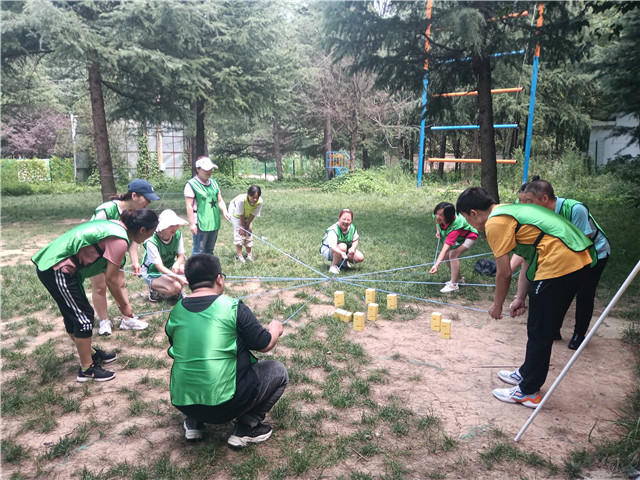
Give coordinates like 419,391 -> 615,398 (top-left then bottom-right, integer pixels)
184,417 -> 204,441
568,334 -> 585,350
77,364 -> 115,383
149,287 -> 161,303
554,330 -> 563,341
91,347 -> 117,365
227,422 -> 273,449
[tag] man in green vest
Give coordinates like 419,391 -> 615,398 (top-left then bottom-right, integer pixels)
165,254 -> 288,447
456,188 -> 594,408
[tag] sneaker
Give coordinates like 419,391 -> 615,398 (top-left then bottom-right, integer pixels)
492,385 -> 541,408
458,277 -> 466,285
329,265 -> 340,275
184,417 -> 204,441
568,334 -> 585,350
235,254 -> 246,264
119,317 -> 149,330
77,363 -> 115,383
91,347 -> 117,365
227,422 -> 273,449
440,281 -> 459,293
148,287 -> 161,303
246,254 -> 254,262
98,319 -> 112,336
345,261 -> 354,269
498,368 -> 522,385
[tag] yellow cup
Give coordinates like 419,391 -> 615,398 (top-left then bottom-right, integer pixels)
440,319 -> 451,339
367,303 -> 379,321
353,312 -> 365,331
334,291 -> 344,308
343,311 -> 353,323
387,294 -> 397,310
334,308 -> 346,320
365,288 -> 376,304
431,312 -> 442,331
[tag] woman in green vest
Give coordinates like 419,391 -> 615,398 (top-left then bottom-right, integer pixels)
229,185 -> 263,263
320,209 -> 365,275
142,209 -> 189,302
429,202 -> 479,293
32,209 -> 159,383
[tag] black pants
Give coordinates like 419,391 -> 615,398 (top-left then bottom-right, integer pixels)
571,256 -> 608,337
519,266 -> 589,394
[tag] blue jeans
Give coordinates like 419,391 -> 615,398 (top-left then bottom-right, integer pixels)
192,228 -> 219,256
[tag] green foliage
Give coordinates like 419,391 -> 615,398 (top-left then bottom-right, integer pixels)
322,165 -> 417,195
135,127 -> 165,184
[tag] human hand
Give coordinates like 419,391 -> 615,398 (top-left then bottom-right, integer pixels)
488,303 -> 503,320
120,304 -> 134,319
132,262 -> 141,276
190,223 -> 198,235
509,298 -> 527,317
429,265 -> 438,274
268,320 -> 284,339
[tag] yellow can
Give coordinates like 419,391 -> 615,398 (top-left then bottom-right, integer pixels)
440,319 -> 451,339
387,294 -> 398,310
431,312 -> 442,331
367,303 -> 379,321
353,312 -> 365,331
365,288 -> 376,304
334,291 -> 345,308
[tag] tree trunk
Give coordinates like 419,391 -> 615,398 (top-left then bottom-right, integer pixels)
508,110 -> 520,158
438,134 -> 446,178
195,97 -> 206,162
272,117 -> 283,181
349,107 -> 358,171
362,144 -> 369,170
88,60 -> 116,202
323,114 -> 333,179
473,53 -> 499,202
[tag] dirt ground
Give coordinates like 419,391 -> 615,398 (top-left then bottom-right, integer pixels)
1,247 -> 636,479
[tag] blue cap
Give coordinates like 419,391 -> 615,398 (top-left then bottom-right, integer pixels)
128,179 -> 160,202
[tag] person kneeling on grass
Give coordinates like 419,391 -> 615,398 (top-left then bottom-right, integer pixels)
32,209 -> 159,382
320,208 -> 365,275
142,209 -> 189,303
229,185 -> 263,263
429,202 -> 478,293
165,254 -> 288,448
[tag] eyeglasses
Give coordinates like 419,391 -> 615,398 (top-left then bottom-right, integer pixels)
219,273 -> 227,280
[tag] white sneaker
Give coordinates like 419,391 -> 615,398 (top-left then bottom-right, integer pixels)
98,319 -> 112,336
119,317 -> 149,330
440,281 -> 459,293
235,254 -> 246,263
492,385 -> 541,408
498,368 -> 523,385
329,265 -> 340,275
246,254 -> 254,262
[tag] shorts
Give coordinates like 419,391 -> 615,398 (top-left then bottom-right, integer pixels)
231,215 -> 253,247
140,269 -> 157,287
320,245 -> 333,261
36,267 -> 95,338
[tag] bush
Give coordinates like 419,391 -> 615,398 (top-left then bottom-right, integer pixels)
321,165 -> 417,195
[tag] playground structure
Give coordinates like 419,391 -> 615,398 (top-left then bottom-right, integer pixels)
417,2 -> 544,186
325,151 -> 350,180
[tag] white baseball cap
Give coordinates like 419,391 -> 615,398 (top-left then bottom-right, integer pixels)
156,209 -> 188,232
195,156 -> 217,171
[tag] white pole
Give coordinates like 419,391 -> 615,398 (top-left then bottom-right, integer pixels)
514,259 -> 640,442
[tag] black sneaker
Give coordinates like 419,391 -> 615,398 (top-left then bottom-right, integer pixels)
91,347 -> 117,365
149,287 -> 161,303
227,422 -> 273,449
568,334 -> 585,350
184,417 -> 204,441
77,364 -> 115,383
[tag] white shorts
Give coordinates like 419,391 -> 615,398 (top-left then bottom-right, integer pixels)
231,215 -> 253,247
320,245 -> 333,261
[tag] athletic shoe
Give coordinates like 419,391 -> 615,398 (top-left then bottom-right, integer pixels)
568,334 -> 585,350
227,422 -> 273,449
77,364 -> 115,383
184,418 -> 204,441
119,317 -> 149,330
98,319 -> 112,336
235,254 -> 246,264
440,281 -> 459,293
492,385 -> 541,408
148,287 -> 161,303
329,265 -> 340,275
458,277 -> 466,285
91,347 -> 117,365
246,254 -> 254,262
346,261 -> 354,269
498,368 -> 522,385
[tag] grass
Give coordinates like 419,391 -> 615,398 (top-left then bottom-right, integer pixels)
1,178 -> 639,478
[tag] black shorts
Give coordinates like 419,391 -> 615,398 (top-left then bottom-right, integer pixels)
36,267 -> 95,338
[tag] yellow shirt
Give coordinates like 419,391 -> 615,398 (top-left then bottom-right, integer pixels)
486,214 -> 591,281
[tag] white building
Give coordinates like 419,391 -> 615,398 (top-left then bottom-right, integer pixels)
588,114 -> 640,167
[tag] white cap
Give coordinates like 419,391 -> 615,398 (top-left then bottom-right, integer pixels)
195,156 -> 217,171
156,209 -> 188,232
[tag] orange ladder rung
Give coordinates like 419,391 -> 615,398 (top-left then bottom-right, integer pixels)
428,158 -> 517,164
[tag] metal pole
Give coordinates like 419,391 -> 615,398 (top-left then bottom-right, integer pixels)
417,0 -> 433,188
514,259 -> 640,442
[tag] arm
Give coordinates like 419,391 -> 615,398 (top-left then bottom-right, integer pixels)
105,261 -> 134,318
489,254 -> 512,319
435,224 -> 441,239
218,192 -> 230,221
509,264 -> 531,317
347,238 -> 359,259
185,196 -> 198,235
510,254 -> 524,273
259,320 -> 284,352
129,241 -> 141,275
430,243 -> 452,274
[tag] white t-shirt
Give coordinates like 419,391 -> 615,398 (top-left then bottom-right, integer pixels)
183,176 -> 212,214
144,235 -> 185,266
229,194 -> 263,219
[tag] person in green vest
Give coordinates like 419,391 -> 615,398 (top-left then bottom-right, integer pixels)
229,185 -> 263,263
91,178 -> 159,335
141,209 -> 189,302
456,187 -> 594,409
32,209 -> 159,383
520,177 -> 611,350
184,156 -> 230,256
165,254 -> 288,448
429,202 -> 479,293
320,209 -> 365,275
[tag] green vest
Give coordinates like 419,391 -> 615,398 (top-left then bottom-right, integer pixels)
489,204 -> 596,282
167,295 -> 239,406
91,201 -> 120,221
233,195 -> 263,219
322,223 -> 356,250
435,214 -> 478,243
558,198 -> 609,246
187,178 -> 220,231
32,220 -> 130,282
142,231 -> 181,277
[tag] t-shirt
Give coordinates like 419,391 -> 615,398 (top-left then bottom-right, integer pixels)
144,235 -> 185,266
53,237 -> 129,276
555,197 -> 611,260
229,194 -> 263,219
323,225 -> 359,249
184,176 -> 212,215
441,226 -> 479,246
